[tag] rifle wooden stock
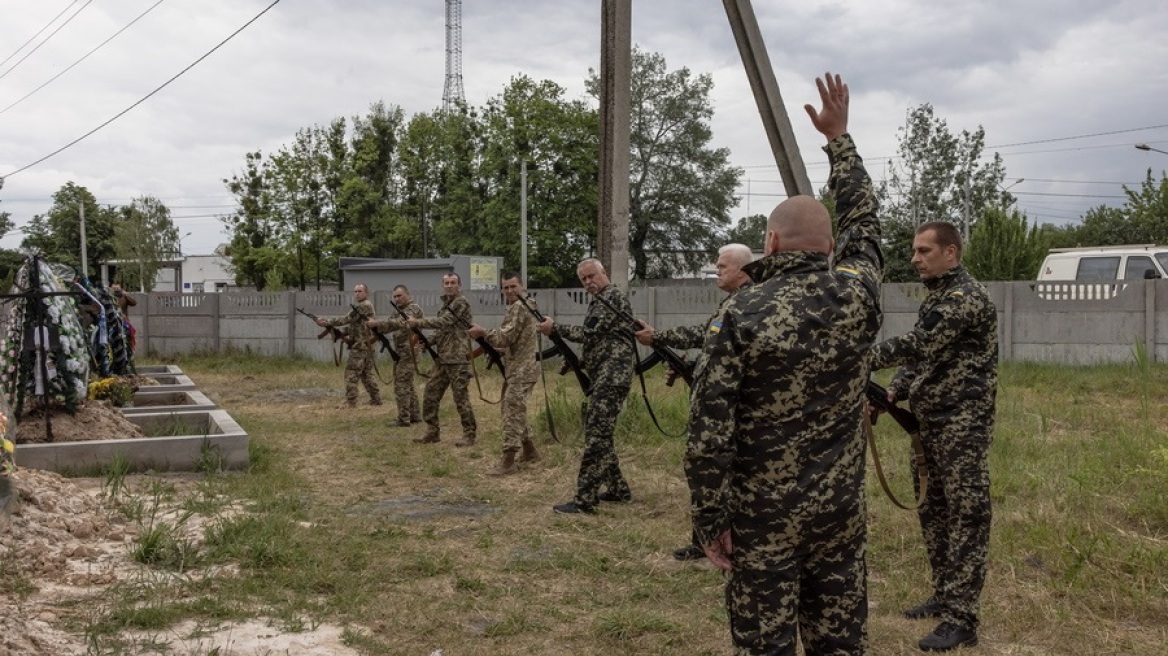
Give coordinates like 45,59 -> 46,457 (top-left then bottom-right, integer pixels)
518,294 -> 591,396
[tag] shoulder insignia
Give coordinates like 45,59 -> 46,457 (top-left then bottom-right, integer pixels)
708,320 -> 722,334
949,291 -> 965,298
835,266 -> 860,278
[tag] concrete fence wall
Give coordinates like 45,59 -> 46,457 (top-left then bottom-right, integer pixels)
131,280 -> 1168,365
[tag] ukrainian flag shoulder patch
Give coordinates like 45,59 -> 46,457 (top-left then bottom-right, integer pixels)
708,320 -> 722,334
835,265 -> 860,278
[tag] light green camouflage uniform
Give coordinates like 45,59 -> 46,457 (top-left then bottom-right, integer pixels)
415,294 -> 476,441
872,264 -> 997,634
322,299 -> 381,406
554,285 -> 635,509
392,302 -> 424,424
686,133 -> 882,655
482,296 -> 539,453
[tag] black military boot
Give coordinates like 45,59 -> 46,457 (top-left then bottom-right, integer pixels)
918,622 -> 977,652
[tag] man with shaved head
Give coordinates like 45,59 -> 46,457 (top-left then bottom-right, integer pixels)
685,73 -> 883,655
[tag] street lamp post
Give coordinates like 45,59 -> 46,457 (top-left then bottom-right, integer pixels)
1135,143 -> 1168,156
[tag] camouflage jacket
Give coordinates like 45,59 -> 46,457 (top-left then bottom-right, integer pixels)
322,299 -> 375,352
554,285 -> 635,389
391,302 -> 424,351
685,133 -> 883,569
873,265 -> 998,425
484,298 -> 539,385
416,294 -> 473,365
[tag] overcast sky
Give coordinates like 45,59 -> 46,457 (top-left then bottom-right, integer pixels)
1,0 -> 1166,257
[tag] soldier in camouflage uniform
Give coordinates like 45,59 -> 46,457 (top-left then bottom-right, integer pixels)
408,273 -> 477,446
538,258 -> 635,514
685,73 -> 882,655
389,285 -> 423,427
468,272 -> 540,475
870,220 -> 997,652
317,283 -> 381,408
634,243 -> 753,561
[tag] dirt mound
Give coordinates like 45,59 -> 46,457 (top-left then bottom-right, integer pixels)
0,468 -> 131,656
14,400 -> 146,444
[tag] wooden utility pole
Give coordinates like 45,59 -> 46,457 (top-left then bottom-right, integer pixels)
596,0 -> 631,285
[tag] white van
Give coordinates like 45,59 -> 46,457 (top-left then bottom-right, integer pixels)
1038,245 -> 1168,281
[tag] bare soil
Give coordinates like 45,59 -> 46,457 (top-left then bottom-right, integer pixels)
14,400 -> 146,444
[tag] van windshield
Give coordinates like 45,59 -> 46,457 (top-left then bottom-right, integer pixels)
1156,253 -> 1168,276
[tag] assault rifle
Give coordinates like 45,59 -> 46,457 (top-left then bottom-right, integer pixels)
864,381 -> 919,434
297,308 -> 353,346
440,300 -> 506,376
634,348 -> 684,387
865,380 -> 929,511
589,292 -> 693,387
352,304 -> 398,362
516,294 -> 591,396
392,303 -> 440,361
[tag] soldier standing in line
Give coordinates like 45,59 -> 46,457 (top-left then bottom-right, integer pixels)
467,272 -> 540,475
316,283 -> 381,408
537,258 -> 635,515
407,273 -> 477,446
685,72 -> 882,655
389,285 -> 423,427
633,242 -> 754,561
870,220 -> 997,652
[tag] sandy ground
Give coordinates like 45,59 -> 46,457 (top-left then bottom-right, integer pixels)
0,468 -> 362,656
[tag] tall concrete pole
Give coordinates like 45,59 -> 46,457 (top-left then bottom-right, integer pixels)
597,0 -> 631,285
723,0 -> 813,198
521,160 -> 528,284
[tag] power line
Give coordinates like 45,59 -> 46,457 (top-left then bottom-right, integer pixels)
988,124 -> 1168,150
0,0 -> 169,117
0,0 -> 94,82
0,1 -> 79,69
1,0 -> 283,180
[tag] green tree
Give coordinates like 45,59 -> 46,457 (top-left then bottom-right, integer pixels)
1039,170 -> 1168,248
726,213 -> 766,251
880,105 -> 1009,281
475,75 -> 599,286
589,48 -> 742,280
114,196 -> 180,291
341,102 -> 411,260
964,207 -> 1049,280
222,151 -> 291,290
20,182 -> 117,277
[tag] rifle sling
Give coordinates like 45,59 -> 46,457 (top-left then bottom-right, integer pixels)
864,414 -> 929,511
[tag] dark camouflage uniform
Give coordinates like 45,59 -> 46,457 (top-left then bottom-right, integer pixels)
554,285 -> 635,509
322,299 -> 381,406
686,133 -> 882,655
392,302 -> 423,424
415,294 -> 476,441
871,264 -> 997,634
483,296 -> 540,453
653,288 -> 748,549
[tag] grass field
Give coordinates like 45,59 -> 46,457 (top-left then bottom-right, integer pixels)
48,352 -> 1168,654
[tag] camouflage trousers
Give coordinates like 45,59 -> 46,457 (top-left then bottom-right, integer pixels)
914,420 -> 992,632
574,384 -> 631,508
422,364 -> 476,439
393,356 -> 421,423
726,531 -> 868,655
344,348 -> 381,405
500,379 -> 535,452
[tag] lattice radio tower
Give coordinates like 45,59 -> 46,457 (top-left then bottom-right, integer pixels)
442,0 -> 465,112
